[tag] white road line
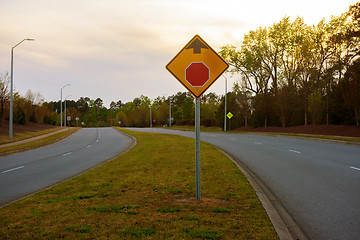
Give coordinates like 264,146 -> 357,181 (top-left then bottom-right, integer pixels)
350,166 -> 360,171
96,139 -> 99,142
2,166 -> 24,173
62,152 -> 72,157
86,145 -> 92,148
289,149 -> 301,154
254,142 -> 263,145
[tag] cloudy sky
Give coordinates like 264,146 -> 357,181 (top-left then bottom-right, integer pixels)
0,0 -> 357,107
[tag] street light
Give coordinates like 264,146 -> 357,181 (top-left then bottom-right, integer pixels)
60,84 -> 70,127
169,96 -> 172,127
64,95 -> 71,127
149,106 -> 152,128
9,38 -> 34,140
164,94 -> 172,127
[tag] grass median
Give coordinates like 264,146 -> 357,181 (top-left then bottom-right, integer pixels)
0,128 -> 278,239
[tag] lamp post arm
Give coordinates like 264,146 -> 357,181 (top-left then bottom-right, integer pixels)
12,38 -> 34,50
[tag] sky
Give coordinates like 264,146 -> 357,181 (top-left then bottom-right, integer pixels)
0,0 -> 358,107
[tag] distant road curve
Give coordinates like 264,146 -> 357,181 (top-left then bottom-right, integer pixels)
0,128 -> 133,206
126,128 -> 360,240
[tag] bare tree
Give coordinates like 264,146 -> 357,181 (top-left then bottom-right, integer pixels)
0,72 -> 10,126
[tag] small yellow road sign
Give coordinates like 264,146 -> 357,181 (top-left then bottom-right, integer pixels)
227,112 -> 233,119
166,35 -> 229,99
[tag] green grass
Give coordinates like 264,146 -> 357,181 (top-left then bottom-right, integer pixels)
0,128 -> 278,239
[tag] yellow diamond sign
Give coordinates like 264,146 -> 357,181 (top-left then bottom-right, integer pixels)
166,35 -> 229,99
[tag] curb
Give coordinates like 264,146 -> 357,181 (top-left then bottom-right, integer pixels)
217,148 -> 309,240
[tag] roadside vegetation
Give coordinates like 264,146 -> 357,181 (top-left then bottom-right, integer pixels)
0,128 -> 278,239
0,125 -> 60,145
0,127 -> 79,155
1,3 -> 359,130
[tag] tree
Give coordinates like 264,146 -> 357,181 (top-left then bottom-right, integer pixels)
0,72 -> 10,126
76,97 -> 90,114
23,90 -> 43,123
94,98 -> 103,121
94,98 -> 103,109
117,111 -> 127,126
200,93 -> 220,119
182,97 -> 195,119
341,59 -> 360,126
157,101 -> 170,125
13,92 -> 26,124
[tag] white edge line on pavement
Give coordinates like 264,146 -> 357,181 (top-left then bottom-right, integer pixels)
350,166 -> 360,171
86,145 -> 91,148
2,166 -> 25,173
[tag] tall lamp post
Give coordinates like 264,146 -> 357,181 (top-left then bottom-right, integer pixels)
169,97 -> 172,127
149,105 -> 152,128
9,38 -> 34,140
164,94 -> 172,127
64,95 -> 71,127
60,84 -> 70,127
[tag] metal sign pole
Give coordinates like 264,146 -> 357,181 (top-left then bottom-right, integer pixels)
166,35 -> 229,202
195,98 -> 201,200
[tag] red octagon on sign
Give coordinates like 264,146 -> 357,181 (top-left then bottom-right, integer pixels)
185,62 -> 210,87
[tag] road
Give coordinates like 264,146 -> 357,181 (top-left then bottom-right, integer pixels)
0,128 -> 132,206
126,128 -> 360,240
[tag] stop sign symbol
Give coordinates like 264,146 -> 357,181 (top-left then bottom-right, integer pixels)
185,62 -> 210,87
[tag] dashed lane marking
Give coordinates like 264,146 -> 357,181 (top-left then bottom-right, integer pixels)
2,166 -> 25,173
350,166 -> 360,171
289,149 -> 301,154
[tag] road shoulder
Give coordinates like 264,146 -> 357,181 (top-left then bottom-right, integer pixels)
218,148 -> 308,240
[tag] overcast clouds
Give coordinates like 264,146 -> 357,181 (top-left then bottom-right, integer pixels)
0,0 -> 357,107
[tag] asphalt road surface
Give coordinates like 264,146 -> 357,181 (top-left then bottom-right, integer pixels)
0,128 -> 132,206
127,128 -> 360,240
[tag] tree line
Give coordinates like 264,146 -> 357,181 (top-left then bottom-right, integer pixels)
0,3 -> 359,129
220,2 -> 360,127
0,83 -> 224,128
